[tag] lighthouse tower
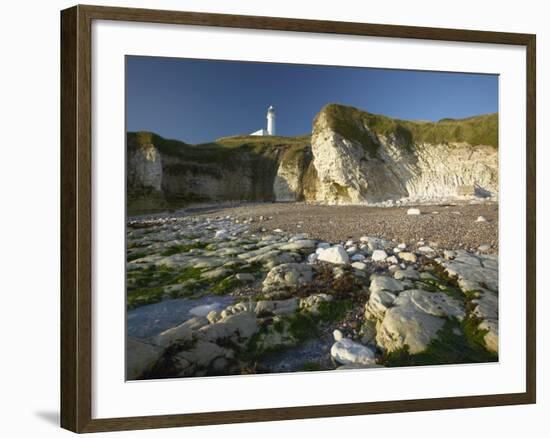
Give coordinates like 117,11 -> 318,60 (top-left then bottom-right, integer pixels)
267,105 -> 276,136
250,105 -> 276,136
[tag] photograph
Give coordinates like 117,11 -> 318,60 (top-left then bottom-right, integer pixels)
125,56 -> 499,380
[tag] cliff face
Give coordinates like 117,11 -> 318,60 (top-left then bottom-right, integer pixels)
127,104 -> 498,212
308,105 -> 498,204
126,132 -> 311,213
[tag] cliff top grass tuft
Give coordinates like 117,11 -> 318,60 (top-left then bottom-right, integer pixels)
127,131 -> 311,165
320,103 -> 498,153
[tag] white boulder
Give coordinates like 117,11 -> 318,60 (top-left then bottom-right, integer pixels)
317,245 -> 350,265
331,338 -> 377,366
371,250 -> 388,262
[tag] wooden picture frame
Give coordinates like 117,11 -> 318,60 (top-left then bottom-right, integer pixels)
60,4 -> 536,433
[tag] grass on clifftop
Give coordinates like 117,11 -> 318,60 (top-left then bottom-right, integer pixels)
128,131 -> 311,163
321,103 -> 498,153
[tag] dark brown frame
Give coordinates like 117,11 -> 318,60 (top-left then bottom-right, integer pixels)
61,4 -> 537,433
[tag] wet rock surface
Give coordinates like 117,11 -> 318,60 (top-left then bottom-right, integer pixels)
126,207 -> 498,380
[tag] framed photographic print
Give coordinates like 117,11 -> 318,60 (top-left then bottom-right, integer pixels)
60,4 -> 536,433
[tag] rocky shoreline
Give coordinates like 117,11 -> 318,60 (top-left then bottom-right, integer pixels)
126,206 -> 499,380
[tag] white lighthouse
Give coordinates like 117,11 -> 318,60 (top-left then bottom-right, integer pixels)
267,105 -> 276,136
250,105 -> 276,136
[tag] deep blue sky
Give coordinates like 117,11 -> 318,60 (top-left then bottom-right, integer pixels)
126,56 -> 498,144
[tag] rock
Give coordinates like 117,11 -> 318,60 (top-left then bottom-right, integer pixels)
419,272 -> 438,282
393,268 -> 420,281
307,253 -> 319,263
369,274 -> 405,294
254,298 -> 299,316
333,266 -> 345,278
365,289 -> 397,320
407,208 -> 421,215
397,243 -> 407,250
201,267 -> 231,280
173,340 -> 233,374
155,317 -> 207,347
279,239 -> 316,251
345,239 -> 355,247
300,293 -> 333,314
198,311 -> 259,345
333,329 -> 344,342
435,251 -> 498,292
219,301 -> 255,319
376,289 -> 465,354
476,216 -> 487,222
317,245 -> 350,265
215,229 -> 230,239
417,246 -> 435,254
443,250 -> 456,260
362,236 -> 391,251
398,252 -> 417,263
346,245 -> 359,254
126,338 -> 163,379
408,289 -> 465,320
388,264 -> 400,273
386,255 -> 399,264
351,253 -> 366,262
273,228 -> 284,233
456,185 -> 476,196
371,250 -> 388,262
235,273 -> 255,282
472,290 -> 498,321
351,261 -> 368,271
317,242 -> 331,249
262,262 -> 314,291
478,244 -> 491,252
289,233 -> 309,241
479,319 -> 499,353
331,338 -> 377,366
206,310 -> 220,324
360,320 -> 377,344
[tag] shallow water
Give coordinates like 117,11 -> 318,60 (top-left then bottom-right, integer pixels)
127,295 -> 235,340
259,332 -> 336,373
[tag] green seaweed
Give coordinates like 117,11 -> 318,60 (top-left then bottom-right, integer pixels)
160,242 -> 208,256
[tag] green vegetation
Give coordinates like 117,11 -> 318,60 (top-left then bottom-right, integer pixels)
127,252 -> 147,262
127,286 -> 165,310
160,241 -> 209,256
321,103 -> 498,154
382,317 -> 498,367
128,131 -> 311,170
287,299 -> 352,342
126,264 -> 250,309
210,276 -> 242,295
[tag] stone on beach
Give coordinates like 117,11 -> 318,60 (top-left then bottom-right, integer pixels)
331,338 -> 377,366
371,249 -> 388,262
369,274 -> 404,294
316,245 -> 350,265
262,263 -> 314,291
126,338 -> 163,379
407,208 -> 421,215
